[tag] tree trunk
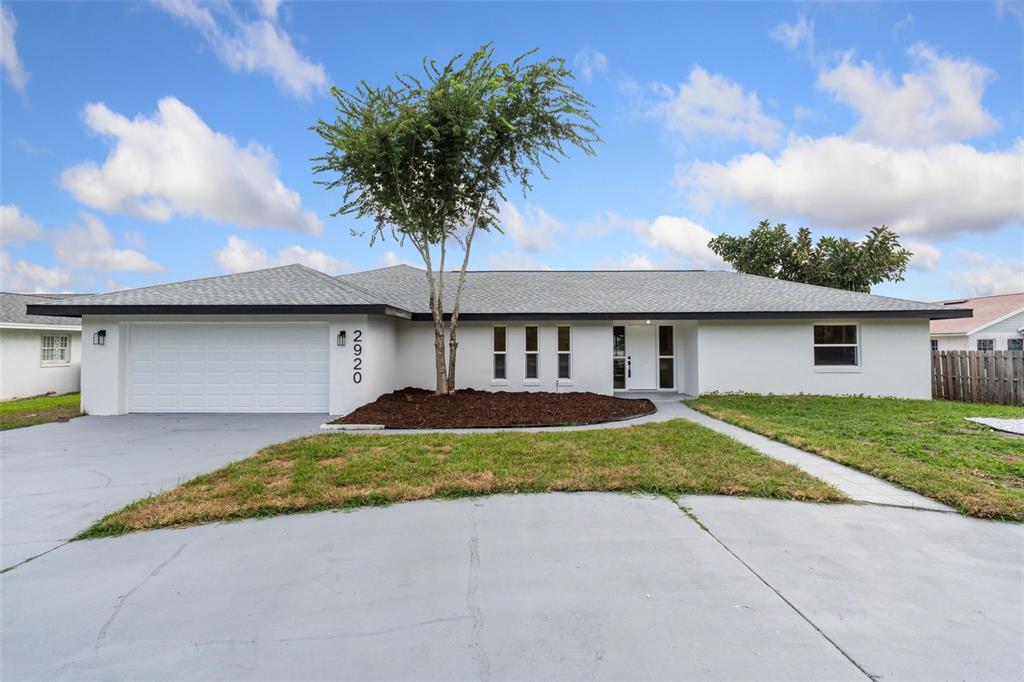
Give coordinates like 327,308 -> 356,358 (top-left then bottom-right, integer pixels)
433,320 -> 449,396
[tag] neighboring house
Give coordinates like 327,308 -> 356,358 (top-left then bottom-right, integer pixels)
28,264 -> 969,416
1,293 -> 84,401
930,293 -> 1024,352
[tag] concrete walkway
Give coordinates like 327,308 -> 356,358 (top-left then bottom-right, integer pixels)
676,403 -> 951,512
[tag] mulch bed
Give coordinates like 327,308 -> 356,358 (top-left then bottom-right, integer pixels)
331,388 -> 657,429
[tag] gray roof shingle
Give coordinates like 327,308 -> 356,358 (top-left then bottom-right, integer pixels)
1,293 -> 83,327
27,264 -> 384,312
25,262 -> 968,320
339,264 -> 963,317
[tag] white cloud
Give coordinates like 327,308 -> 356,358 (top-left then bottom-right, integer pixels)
0,205 -> 43,243
55,213 -> 164,273
905,240 -> 941,271
574,47 -> 608,82
0,6 -> 28,92
648,67 -> 783,147
947,250 -> 1024,296
771,14 -> 814,54
892,14 -> 914,35
215,235 -> 352,274
498,202 -> 561,252
682,137 -> 1024,240
635,215 -> 726,269
598,253 -> 659,270
60,97 -> 322,234
157,0 -> 327,99
574,211 -> 646,239
818,44 -> 997,146
380,250 -> 415,267
0,252 -> 71,293
11,137 -> 53,156
486,251 -> 551,270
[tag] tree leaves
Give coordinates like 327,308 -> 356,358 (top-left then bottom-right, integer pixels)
708,220 -> 913,293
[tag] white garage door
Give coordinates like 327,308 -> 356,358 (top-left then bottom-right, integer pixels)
129,324 -> 329,413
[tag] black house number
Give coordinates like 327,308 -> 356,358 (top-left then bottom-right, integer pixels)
352,329 -> 363,383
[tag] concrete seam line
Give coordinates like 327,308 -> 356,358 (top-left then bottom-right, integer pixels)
0,540 -> 71,574
672,499 -> 878,682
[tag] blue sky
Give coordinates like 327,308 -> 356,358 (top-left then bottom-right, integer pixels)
1,1 -> 1021,302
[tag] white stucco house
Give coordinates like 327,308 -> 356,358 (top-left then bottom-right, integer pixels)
930,293 -> 1024,352
1,293 -> 83,401
27,264 -> 970,416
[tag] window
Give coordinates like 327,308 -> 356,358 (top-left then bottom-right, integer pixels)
612,325 -> 625,390
41,334 -> 70,366
1009,339 -> 1023,351
813,325 -> 858,366
524,326 -> 539,380
557,326 -> 571,380
930,339 -> 938,352
492,326 -> 507,381
977,339 -> 994,352
658,325 -> 674,389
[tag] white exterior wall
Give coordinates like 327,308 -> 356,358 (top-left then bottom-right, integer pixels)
0,328 -> 82,400
82,315 -> 399,416
932,310 -> 1024,351
697,318 -> 932,399
395,320 -> 613,394
678,321 -> 699,396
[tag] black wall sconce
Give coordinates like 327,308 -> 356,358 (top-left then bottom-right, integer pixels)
337,330 -> 346,347
92,329 -> 106,346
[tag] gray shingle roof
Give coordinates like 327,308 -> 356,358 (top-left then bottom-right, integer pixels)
339,264 -> 962,317
24,262 -> 967,320
1,293 -> 82,327
27,264 -> 383,311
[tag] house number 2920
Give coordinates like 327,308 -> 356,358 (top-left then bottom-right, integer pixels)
352,329 -> 363,384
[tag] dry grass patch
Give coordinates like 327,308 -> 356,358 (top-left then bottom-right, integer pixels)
689,394 -> 1024,521
79,419 -> 845,537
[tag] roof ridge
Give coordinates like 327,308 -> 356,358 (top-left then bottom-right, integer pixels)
937,292 -> 1024,303
289,264 -> 392,307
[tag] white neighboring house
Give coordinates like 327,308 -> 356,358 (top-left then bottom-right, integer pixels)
1,293 -> 84,401
26,264 -> 970,416
930,293 -> 1024,352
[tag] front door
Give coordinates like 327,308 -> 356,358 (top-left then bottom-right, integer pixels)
625,325 -> 657,390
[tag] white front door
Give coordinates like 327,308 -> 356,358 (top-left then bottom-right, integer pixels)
625,325 -> 657,390
129,323 -> 329,413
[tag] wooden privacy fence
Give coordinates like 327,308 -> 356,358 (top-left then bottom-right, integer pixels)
931,350 -> 1024,406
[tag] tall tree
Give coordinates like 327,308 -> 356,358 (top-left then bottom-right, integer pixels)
708,220 -> 913,293
312,45 -> 597,394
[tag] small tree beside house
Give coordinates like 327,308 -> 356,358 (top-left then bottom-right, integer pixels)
313,45 -> 598,394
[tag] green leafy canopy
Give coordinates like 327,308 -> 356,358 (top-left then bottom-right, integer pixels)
708,220 -> 914,293
311,44 -> 599,250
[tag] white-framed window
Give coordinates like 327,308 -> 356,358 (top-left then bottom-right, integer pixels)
812,324 -> 859,367
930,339 -> 938,352
41,334 -> 70,366
658,325 -> 675,389
557,325 -> 572,380
977,339 -> 994,351
612,325 -> 626,390
524,325 -> 539,380
493,326 -> 507,381
1008,339 -> 1023,351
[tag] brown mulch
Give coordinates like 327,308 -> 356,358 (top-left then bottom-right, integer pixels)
332,388 -> 657,429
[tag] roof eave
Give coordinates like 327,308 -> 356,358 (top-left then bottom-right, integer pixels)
410,309 -> 974,322
25,303 -> 413,318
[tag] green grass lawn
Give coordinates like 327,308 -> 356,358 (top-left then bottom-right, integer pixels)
0,393 -> 83,431
79,419 -> 845,538
688,395 -> 1024,521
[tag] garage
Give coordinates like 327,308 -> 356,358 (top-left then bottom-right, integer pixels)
129,323 -> 329,413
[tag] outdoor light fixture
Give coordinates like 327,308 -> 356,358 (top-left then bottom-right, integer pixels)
92,329 -> 106,346
337,330 -> 346,347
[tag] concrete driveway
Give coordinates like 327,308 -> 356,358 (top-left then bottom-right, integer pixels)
2,493 -> 1020,681
0,414 -> 325,569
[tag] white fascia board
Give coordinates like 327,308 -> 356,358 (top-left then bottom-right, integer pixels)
0,323 -> 81,329
966,306 -> 1024,335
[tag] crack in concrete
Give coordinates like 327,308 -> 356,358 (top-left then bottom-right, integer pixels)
0,540 -> 70,574
94,540 -> 191,651
674,499 -> 878,682
466,506 -> 491,682
192,615 -> 472,649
